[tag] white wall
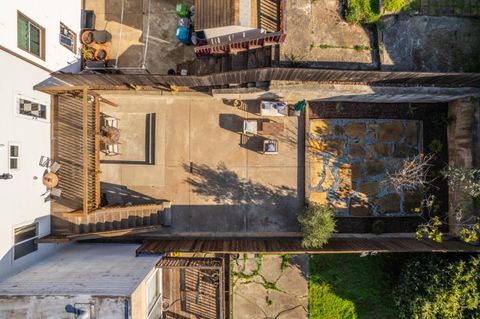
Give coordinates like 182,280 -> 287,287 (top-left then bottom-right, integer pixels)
0,0 -> 81,280
0,0 -> 81,71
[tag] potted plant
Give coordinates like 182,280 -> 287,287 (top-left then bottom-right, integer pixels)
94,48 -> 107,61
81,47 -> 96,61
81,30 -> 94,45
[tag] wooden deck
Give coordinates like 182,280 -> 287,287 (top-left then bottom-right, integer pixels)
161,265 -> 223,319
194,0 -> 238,30
52,90 -> 99,213
137,238 -> 480,254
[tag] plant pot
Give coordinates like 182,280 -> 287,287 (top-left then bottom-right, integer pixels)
82,47 -> 96,61
95,49 -> 107,61
81,30 -> 94,45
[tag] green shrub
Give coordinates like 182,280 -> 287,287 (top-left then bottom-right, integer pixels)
346,0 -> 380,24
383,0 -> 420,12
298,205 -> 336,248
428,139 -> 443,153
395,255 -> 480,319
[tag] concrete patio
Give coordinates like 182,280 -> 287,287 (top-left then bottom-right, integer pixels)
98,92 -> 303,236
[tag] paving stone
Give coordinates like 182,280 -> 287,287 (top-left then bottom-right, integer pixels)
405,121 -> 419,145
375,193 -> 401,214
350,198 -> 371,216
358,182 -> 380,197
309,139 -> 346,157
348,144 -> 366,158
309,119 -> 333,136
351,163 -> 362,180
366,143 -> 392,158
379,122 -> 405,142
365,160 -> 385,176
344,122 -> 366,138
309,192 -> 327,205
259,255 -> 283,283
331,199 -> 349,214
393,143 -> 418,158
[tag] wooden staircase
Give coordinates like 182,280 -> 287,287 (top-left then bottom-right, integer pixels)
52,202 -> 170,240
179,46 -> 272,76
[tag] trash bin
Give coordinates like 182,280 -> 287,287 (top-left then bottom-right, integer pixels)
176,3 -> 189,17
177,17 -> 191,28
176,26 -> 190,44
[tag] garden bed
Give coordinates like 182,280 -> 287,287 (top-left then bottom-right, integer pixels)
308,102 -> 449,234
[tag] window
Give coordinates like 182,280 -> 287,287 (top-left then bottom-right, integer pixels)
146,269 -> 161,315
17,11 -> 45,59
9,145 -> 19,170
17,97 -> 47,120
60,22 -> 76,52
14,223 -> 38,260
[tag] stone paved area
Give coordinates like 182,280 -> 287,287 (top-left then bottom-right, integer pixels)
233,254 -> 308,319
99,92 -> 302,236
307,119 -> 423,216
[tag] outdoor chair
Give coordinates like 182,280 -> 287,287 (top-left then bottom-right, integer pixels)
263,139 -> 278,155
243,119 -> 258,136
104,116 -> 119,128
50,188 -> 62,198
39,156 -> 51,168
50,162 -> 62,173
104,143 -> 120,156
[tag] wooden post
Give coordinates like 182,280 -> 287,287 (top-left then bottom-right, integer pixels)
82,87 -> 89,215
95,96 -> 101,208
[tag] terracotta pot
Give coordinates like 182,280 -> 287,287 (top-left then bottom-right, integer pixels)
81,30 -> 94,45
95,49 -> 108,61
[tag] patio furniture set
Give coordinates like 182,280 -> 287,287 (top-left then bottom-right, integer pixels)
100,115 -> 121,156
39,156 -> 62,200
242,101 -> 289,155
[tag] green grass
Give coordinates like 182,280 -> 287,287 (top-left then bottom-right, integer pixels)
309,254 -> 399,319
346,0 -> 420,24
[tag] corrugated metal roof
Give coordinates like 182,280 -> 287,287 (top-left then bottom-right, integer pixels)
0,244 -> 160,296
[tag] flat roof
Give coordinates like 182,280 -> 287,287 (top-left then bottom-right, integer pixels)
0,244 -> 159,296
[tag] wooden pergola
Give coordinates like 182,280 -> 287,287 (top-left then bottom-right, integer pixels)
42,86 -> 117,214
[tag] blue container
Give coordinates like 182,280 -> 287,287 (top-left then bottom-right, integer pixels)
176,26 -> 190,44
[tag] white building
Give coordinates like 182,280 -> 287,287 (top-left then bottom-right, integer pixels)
0,244 -> 163,319
0,0 -> 81,279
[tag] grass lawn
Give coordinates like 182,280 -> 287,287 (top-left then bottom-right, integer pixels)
346,0 -> 420,24
309,254 -> 400,319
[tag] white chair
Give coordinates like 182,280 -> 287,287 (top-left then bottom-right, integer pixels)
50,188 -> 62,197
260,101 -> 288,117
243,119 -> 258,136
105,144 -> 120,156
104,116 -> 119,128
50,162 -> 62,173
263,139 -> 278,155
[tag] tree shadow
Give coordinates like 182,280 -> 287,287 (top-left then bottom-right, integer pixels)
183,162 -> 297,206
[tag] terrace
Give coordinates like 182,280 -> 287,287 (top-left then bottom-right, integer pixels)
46,88 -> 303,239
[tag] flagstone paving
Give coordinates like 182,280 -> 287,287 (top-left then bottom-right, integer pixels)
307,119 -> 423,216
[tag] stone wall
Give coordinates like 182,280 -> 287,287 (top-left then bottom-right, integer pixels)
447,97 -> 480,235
307,119 -> 423,216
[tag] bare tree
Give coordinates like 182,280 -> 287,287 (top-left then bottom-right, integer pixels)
384,153 -> 435,193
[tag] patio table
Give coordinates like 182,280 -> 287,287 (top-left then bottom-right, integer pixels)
43,172 -> 59,189
260,122 -> 284,136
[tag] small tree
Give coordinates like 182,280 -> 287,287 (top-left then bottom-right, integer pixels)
298,205 -> 336,248
395,255 -> 480,319
384,153 -> 434,193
